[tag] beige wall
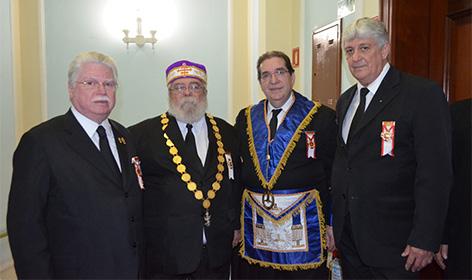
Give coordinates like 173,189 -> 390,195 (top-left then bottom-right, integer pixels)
228,0 -> 305,120
363,0 -> 380,18
9,0 -> 379,130
12,0 -> 45,140
10,0 -> 306,128
228,0 -> 252,122
263,0 -> 302,91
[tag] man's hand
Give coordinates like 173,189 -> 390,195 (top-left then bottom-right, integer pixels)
401,245 -> 434,272
326,226 -> 336,252
232,230 -> 241,248
434,244 -> 448,270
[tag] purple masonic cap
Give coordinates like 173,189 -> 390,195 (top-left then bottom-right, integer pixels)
166,60 -> 207,85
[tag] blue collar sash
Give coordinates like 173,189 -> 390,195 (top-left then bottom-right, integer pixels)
245,93 -> 321,191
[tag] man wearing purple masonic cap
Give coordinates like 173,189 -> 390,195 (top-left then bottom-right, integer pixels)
129,60 -> 242,279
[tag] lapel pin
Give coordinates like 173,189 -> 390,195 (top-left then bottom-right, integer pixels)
118,137 -> 126,144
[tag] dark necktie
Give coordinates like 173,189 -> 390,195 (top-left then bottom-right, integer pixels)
97,125 -> 121,179
269,109 -> 282,141
348,87 -> 369,143
185,124 -> 203,169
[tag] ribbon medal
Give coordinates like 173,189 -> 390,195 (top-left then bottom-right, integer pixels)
131,156 -> 145,189
224,153 -> 234,179
305,131 -> 316,159
380,121 -> 395,157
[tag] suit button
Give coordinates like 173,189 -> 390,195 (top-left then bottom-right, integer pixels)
124,192 -> 129,198
130,216 -> 135,222
132,241 -> 137,248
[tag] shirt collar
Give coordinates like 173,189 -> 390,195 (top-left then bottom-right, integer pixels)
176,114 -> 206,132
357,63 -> 390,95
267,91 -> 295,114
71,106 -> 112,138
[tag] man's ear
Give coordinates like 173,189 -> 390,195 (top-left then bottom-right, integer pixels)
381,43 -> 391,60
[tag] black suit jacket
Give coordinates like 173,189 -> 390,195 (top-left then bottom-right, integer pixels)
444,99 -> 471,279
7,110 -> 143,279
129,114 -> 241,276
332,67 -> 452,267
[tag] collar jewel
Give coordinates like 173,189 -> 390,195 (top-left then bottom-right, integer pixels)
160,113 -> 225,227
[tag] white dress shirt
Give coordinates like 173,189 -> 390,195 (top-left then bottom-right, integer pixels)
176,116 -> 209,166
342,63 -> 391,143
71,106 -> 121,171
266,91 -> 296,129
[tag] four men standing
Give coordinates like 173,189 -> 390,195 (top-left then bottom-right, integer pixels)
7,17 -> 454,280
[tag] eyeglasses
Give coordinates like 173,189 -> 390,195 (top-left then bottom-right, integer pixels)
76,79 -> 117,90
169,83 -> 204,94
260,69 -> 290,82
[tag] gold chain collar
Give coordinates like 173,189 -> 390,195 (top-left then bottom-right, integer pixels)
160,113 -> 226,212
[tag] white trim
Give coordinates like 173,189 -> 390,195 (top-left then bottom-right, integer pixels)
299,0 -> 306,95
227,0 -> 233,121
250,0 -> 260,104
39,0 -> 48,121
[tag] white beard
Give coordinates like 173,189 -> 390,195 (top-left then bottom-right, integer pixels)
168,95 -> 208,123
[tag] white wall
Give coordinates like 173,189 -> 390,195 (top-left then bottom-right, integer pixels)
44,0 -> 229,126
0,0 -> 15,270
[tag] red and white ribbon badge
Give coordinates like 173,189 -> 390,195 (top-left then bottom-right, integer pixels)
224,153 -> 234,180
380,121 -> 395,157
305,131 -> 316,159
131,156 -> 145,189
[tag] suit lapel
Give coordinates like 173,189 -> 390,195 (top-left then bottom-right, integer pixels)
352,67 -> 401,137
111,122 -> 130,191
203,116 -> 217,183
338,85 -> 357,144
62,111 -> 121,186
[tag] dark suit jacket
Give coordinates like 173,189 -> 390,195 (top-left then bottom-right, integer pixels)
129,114 -> 241,276
7,110 -> 143,279
444,99 -> 471,279
332,66 -> 452,267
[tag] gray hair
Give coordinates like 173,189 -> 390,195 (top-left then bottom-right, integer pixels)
67,51 -> 118,88
343,17 -> 389,48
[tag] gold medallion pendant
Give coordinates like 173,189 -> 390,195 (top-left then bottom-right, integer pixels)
161,113 -> 226,227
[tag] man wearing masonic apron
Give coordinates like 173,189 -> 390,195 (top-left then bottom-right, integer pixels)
234,51 -> 337,279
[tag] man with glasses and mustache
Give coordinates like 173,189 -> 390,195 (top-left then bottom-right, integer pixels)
7,51 -> 144,278
129,60 -> 242,279
233,51 -> 337,279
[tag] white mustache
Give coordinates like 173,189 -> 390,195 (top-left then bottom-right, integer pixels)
92,96 -> 110,103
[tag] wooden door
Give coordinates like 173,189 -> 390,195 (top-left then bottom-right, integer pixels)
311,20 -> 342,109
444,9 -> 472,102
381,0 -> 471,103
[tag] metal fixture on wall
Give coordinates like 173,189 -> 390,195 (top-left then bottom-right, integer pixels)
122,17 -> 157,49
